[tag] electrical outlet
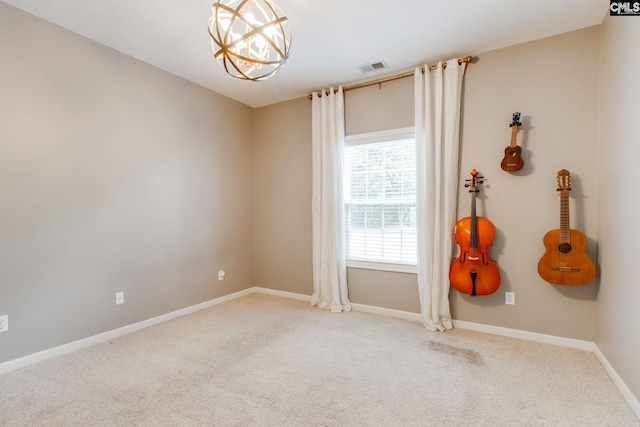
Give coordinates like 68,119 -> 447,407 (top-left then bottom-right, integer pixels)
218,270 -> 225,281
505,292 -> 515,305
115,292 -> 124,305
0,315 -> 8,333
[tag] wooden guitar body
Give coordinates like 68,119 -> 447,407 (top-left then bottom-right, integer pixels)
537,169 -> 596,286
450,216 -> 501,296
537,228 -> 596,285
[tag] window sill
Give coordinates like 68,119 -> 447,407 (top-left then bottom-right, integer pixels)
346,260 -> 417,274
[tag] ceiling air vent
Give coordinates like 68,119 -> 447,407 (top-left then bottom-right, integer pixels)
358,60 -> 388,73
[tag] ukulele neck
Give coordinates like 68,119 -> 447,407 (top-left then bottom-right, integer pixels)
509,126 -> 519,148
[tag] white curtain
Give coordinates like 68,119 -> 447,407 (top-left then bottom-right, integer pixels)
415,59 -> 466,331
311,87 -> 351,313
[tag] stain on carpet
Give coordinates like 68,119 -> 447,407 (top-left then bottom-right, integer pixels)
427,341 -> 483,365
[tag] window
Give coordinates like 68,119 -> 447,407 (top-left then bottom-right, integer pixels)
343,127 -> 416,272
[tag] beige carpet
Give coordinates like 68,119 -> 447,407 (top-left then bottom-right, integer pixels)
0,293 -> 637,426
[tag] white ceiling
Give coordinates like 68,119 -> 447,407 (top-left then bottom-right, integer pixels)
2,0 -> 606,108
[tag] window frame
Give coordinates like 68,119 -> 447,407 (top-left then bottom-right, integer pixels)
344,126 -> 417,274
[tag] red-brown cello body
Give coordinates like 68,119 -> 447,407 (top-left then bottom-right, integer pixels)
449,169 -> 501,296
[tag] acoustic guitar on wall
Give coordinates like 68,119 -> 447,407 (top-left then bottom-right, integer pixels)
500,112 -> 524,172
537,169 -> 596,285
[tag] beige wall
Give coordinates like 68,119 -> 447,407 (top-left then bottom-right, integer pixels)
345,77 -> 415,135
455,27 -> 600,339
255,26 -> 601,341
254,97 -> 313,295
596,14 -> 640,403
0,3 -> 255,363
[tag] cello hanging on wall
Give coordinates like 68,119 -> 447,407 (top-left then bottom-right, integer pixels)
449,169 -> 501,296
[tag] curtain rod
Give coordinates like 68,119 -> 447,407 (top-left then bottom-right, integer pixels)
307,55 -> 475,100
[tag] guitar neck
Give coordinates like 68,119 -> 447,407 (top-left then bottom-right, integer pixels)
559,190 -> 571,243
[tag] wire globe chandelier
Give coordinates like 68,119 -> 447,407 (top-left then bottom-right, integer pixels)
208,0 -> 291,81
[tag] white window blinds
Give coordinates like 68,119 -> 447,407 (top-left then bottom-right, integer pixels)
344,128 -> 417,266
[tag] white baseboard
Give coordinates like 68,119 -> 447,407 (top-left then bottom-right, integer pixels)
252,287 -> 312,303
350,302 -> 422,322
0,288 -> 255,376
452,319 -> 596,352
593,344 -> 640,420
1,285 -> 638,421
251,287 -> 424,322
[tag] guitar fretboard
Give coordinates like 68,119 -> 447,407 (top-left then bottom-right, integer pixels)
559,190 -> 571,244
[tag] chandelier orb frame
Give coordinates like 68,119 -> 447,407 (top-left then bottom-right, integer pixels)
208,0 -> 291,81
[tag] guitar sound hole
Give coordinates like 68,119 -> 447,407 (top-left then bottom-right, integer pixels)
510,151 -> 517,157
558,243 -> 572,254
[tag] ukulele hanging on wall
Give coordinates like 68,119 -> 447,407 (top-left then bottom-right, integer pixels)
500,112 -> 524,172
537,169 -> 596,285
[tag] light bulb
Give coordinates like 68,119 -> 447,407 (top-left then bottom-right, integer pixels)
244,12 -> 256,24
255,35 -> 267,49
219,18 -> 230,31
